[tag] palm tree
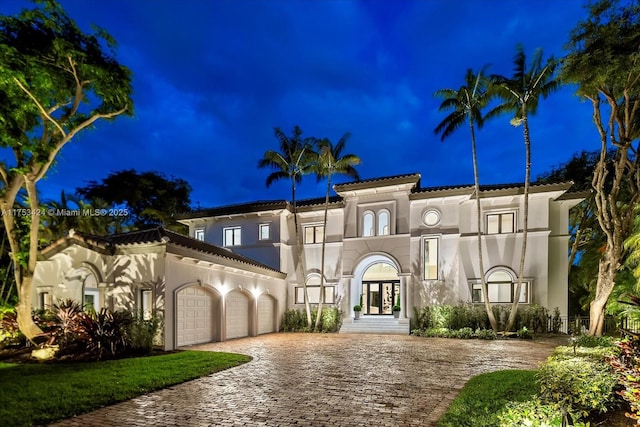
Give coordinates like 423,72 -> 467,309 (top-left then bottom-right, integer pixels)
258,126 -> 317,328
313,134 -> 360,331
434,67 -> 498,332
491,45 -> 559,332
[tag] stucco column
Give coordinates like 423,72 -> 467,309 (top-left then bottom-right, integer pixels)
399,273 -> 411,319
343,276 -> 353,316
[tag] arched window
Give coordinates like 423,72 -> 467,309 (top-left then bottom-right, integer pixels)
472,268 -> 529,304
378,210 -> 390,236
363,211 -> 374,237
81,268 -> 100,311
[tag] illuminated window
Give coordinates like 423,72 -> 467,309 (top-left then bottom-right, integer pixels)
472,270 -> 529,303
39,292 -> 51,310
378,210 -> 390,236
223,226 -> 241,246
304,225 -> 324,244
423,237 -> 439,280
363,211 -> 374,237
487,212 -> 515,234
194,228 -> 205,241
259,224 -> 270,240
295,276 -> 335,304
141,289 -> 153,320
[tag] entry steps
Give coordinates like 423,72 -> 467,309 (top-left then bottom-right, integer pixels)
339,315 -> 410,335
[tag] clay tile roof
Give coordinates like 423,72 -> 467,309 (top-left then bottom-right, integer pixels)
175,200 -> 288,220
68,227 -> 283,275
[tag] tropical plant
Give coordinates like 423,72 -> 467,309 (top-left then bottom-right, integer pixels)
561,0 -> 640,335
491,45 -> 559,332
0,0 -> 133,341
434,67 -> 498,332
258,126 -> 316,327
312,134 -> 360,330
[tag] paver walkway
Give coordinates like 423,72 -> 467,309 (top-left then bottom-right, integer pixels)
51,333 -> 560,426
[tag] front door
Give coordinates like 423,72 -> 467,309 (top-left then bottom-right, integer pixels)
362,281 -> 400,315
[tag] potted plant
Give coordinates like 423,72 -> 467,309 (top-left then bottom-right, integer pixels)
353,304 -> 362,319
392,295 -> 401,319
354,294 -> 363,319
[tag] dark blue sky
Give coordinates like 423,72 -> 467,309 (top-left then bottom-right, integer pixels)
2,1 -> 594,208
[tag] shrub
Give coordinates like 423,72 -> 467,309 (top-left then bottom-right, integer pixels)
0,307 -> 23,348
606,337 -> 640,421
319,307 -> 342,332
498,399 -> 588,427
281,307 -> 341,333
282,309 -> 308,332
552,345 -> 617,361
573,335 -> 614,348
537,356 -> 617,420
521,304 -> 549,333
79,309 -> 132,360
127,311 -> 163,355
517,326 -> 532,339
452,327 -> 474,339
474,328 -> 496,340
551,307 -> 562,334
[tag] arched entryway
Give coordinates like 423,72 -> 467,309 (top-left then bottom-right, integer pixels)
351,254 -> 401,316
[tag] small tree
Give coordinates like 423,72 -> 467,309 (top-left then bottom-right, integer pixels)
491,46 -> 559,332
258,126 -> 316,328
434,67 -> 499,332
0,0 -> 133,340
313,134 -> 360,330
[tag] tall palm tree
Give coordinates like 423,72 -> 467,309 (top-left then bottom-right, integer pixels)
313,134 -> 360,330
491,46 -> 559,332
258,126 -> 316,327
434,67 -> 498,332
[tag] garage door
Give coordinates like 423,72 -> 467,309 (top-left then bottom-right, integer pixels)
225,291 -> 249,339
257,294 -> 275,334
176,286 -> 215,346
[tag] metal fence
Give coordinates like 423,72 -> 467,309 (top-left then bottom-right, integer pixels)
549,315 -> 640,335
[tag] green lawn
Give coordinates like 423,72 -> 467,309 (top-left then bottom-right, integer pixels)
437,369 -> 538,427
0,350 -> 251,426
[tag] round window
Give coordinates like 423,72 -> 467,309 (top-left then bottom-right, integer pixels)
423,209 -> 440,226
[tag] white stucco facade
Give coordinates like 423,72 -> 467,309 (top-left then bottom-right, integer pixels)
32,173 -> 580,347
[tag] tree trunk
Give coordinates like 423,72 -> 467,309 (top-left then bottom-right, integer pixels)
469,120 -> 498,331
314,177 -> 331,331
506,112 -> 530,332
16,275 -> 42,341
291,180 -> 312,329
589,251 -> 617,335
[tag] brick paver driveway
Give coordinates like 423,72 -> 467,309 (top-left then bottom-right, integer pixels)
52,333 -> 559,427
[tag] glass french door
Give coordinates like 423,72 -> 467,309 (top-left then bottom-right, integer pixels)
361,281 -> 400,315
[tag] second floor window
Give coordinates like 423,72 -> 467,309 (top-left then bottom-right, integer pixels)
423,237 -> 439,280
304,225 -> 324,244
223,226 -> 241,246
259,224 -> 270,240
194,228 -> 205,241
362,209 -> 391,237
487,212 -> 515,234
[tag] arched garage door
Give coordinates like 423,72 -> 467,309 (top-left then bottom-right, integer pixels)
225,291 -> 249,339
176,286 -> 216,347
257,294 -> 275,334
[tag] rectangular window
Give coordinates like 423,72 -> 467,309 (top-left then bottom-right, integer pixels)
487,212 -> 515,234
223,226 -> 241,246
472,282 -> 529,303
194,228 -> 205,241
39,292 -> 51,310
304,225 -> 324,244
295,286 -> 335,304
423,237 -> 439,280
259,224 -> 270,241
141,289 -> 153,320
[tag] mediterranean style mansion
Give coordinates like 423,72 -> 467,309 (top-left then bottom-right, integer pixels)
33,173 -> 580,349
